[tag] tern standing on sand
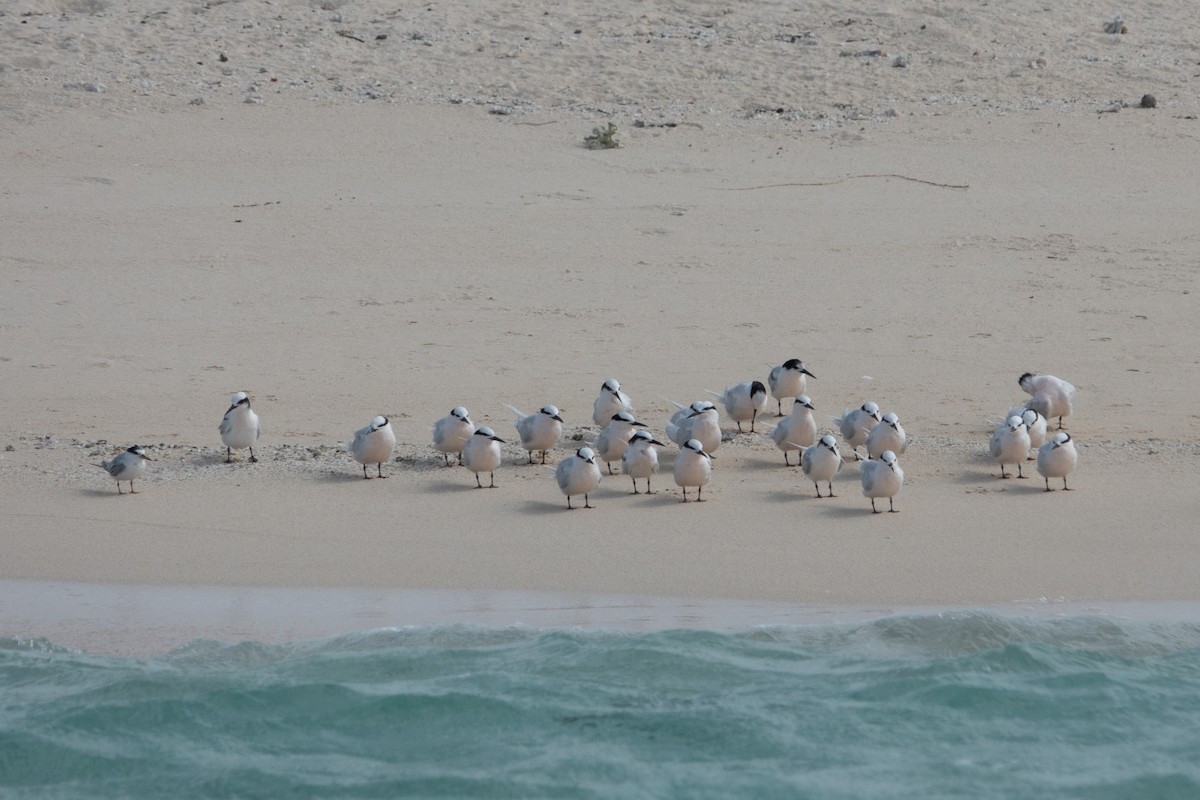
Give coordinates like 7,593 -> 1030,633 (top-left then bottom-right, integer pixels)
667,401 -> 722,454
866,412 -> 907,460
350,416 -> 395,479
1037,432 -> 1078,491
432,406 -> 474,466
219,391 -> 261,463
767,358 -> 815,416
990,414 -> 1030,479
621,430 -> 665,494
801,435 -> 844,498
769,395 -> 817,465
834,401 -> 882,460
861,450 -> 904,513
463,426 -> 505,488
674,438 -> 714,503
711,380 -> 768,433
592,379 -> 633,426
593,411 -> 647,474
95,445 -> 153,494
1019,372 -> 1076,429
556,446 -> 602,509
507,404 -> 563,464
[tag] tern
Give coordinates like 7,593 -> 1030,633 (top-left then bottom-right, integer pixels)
861,450 -> 904,513
674,438 -> 714,503
94,445 -> 153,494
556,446 -> 602,508
767,358 -> 815,416
219,391 -> 261,463
432,406 -> 475,466
350,416 -> 395,479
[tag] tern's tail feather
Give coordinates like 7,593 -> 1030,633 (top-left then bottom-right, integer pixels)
704,389 -> 722,400
504,404 -> 527,420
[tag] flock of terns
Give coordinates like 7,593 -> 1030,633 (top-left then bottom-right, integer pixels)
94,362 -> 1079,512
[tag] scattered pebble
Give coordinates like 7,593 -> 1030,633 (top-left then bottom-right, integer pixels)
1139,94 -> 1157,108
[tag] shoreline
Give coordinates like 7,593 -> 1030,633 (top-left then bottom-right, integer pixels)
8,580 -> 1200,658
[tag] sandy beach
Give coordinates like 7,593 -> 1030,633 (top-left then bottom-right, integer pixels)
2,1 -> 1199,653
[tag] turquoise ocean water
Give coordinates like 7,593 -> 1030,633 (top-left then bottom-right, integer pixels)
3,612 -> 1200,799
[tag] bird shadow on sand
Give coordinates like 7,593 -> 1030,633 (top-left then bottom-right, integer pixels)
422,479 -> 492,494
314,470 -> 393,484
517,499 -> 592,515
951,470 -> 1002,484
192,451 -> 240,467
745,457 -> 802,472
761,488 -> 815,505
767,487 -> 864,511
816,501 -> 886,518
602,488 -> 672,501
79,487 -> 137,498
952,469 -> 1040,487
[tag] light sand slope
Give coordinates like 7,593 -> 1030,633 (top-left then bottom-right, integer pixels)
2,105 -> 1198,608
